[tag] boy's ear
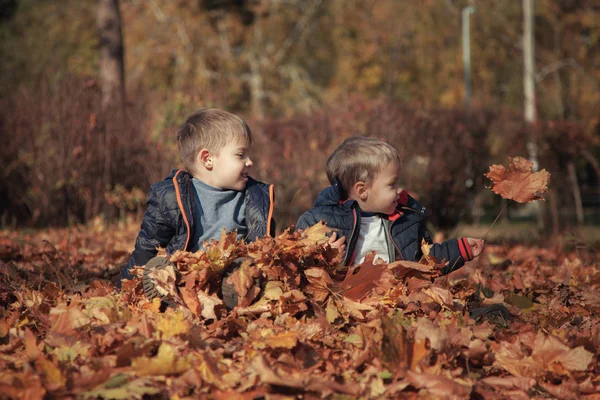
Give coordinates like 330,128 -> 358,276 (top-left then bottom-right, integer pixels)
352,181 -> 368,201
198,148 -> 212,169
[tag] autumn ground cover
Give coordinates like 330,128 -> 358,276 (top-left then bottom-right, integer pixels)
0,216 -> 599,400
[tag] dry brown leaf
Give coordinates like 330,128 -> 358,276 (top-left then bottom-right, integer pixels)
340,254 -> 387,300
485,156 -> 550,203
197,291 -> 224,320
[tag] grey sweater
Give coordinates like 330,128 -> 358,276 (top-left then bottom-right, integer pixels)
189,178 -> 247,251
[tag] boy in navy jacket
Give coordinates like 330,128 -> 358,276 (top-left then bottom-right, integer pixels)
297,136 -> 483,274
121,109 -> 275,306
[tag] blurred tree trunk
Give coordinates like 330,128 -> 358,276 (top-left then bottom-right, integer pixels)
97,0 -> 125,193
97,0 -> 125,110
248,13 -> 264,120
523,0 -> 547,231
567,161 -> 584,225
548,19 -> 585,227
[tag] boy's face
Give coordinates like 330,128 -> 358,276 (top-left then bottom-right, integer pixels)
361,162 -> 402,214
205,141 -> 253,190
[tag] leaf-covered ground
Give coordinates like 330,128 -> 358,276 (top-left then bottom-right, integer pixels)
1,220 -> 599,399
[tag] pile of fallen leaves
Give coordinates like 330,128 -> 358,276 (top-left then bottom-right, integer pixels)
1,223 -> 598,399
1,158 -> 598,399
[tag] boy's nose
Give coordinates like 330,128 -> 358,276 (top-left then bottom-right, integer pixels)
246,158 -> 253,167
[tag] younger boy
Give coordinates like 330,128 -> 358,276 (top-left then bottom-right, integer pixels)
297,136 -> 483,274
121,109 -> 275,305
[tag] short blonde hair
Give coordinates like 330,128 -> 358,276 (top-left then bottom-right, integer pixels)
326,136 -> 401,196
176,109 -> 253,173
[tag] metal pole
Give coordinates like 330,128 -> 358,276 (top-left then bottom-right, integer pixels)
462,6 -> 475,117
523,0 -> 537,127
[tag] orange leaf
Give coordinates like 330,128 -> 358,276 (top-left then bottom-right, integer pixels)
340,254 -> 387,300
24,328 -> 41,361
407,370 -> 472,397
531,332 -> 593,372
485,156 -> 550,203
180,283 -> 202,316
49,303 -> 90,334
226,260 -> 259,299
410,339 -> 429,370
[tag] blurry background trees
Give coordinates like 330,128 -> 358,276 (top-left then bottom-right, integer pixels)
0,0 -> 598,235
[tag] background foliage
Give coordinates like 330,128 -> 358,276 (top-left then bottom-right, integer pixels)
0,0 -> 599,232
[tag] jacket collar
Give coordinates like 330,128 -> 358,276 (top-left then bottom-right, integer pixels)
314,178 -> 357,210
167,169 -> 260,188
167,169 -> 191,183
392,190 -> 427,217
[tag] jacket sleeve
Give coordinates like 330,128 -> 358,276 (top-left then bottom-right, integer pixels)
420,225 -> 472,275
120,186 -> 176,282
296,211 -> 318,231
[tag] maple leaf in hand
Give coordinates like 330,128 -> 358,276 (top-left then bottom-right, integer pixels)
485,156 -> 550,203
298,221 -> 332,247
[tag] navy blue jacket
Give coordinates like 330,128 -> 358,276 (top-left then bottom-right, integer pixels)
121,169 -> 275,282
296,180 -> 473,275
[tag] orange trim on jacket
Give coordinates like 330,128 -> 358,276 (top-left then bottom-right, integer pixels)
173,170 -> 191,251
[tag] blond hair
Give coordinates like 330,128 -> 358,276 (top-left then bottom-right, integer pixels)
176,109 -> 253,173
326,136 -> 401,196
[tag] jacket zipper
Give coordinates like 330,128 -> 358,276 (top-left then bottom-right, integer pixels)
387,205 -> 422,261
344,207 -> 360,265
173,170 -> 192,251
387,218 -> 404,260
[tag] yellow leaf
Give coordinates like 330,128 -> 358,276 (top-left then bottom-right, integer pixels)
263,331 -> 298,349
142,297 -> 163,313
262,281 -> 285,300
82,296 -> 121,324
81,377 -> 160,400
17,317 -> 30,329
422,286 -> 454,309
299,222 -> 332,246
51,341 -> 90,364
155,312 -> 191,338
341,297 -> 374,320
326,298 -> 342,325
132,343 -> 191,376
421,239 -> 432,257
197,291 -> 223,320
36,358 -> 67,391
196,352 -> 226,389
345,334 -> 363,348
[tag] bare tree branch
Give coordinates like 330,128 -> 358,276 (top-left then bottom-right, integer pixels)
272,0 -> 323,66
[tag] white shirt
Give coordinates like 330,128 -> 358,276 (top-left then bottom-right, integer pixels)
354,215 -> 390,264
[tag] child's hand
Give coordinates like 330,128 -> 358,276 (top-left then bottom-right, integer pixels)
328,232 -> 346,254
466,237 -> 485,258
